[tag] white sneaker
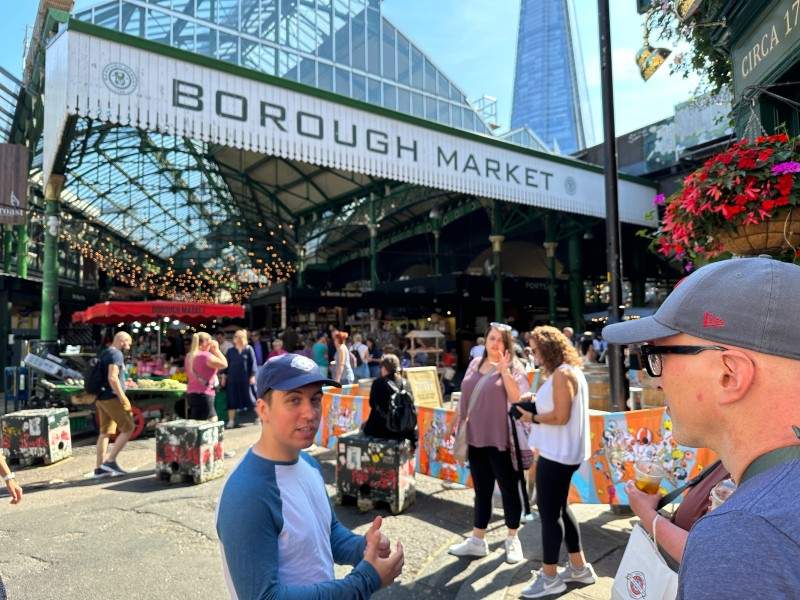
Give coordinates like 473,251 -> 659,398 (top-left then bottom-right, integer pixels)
557,561 -> 597,584
520,569 -> 567,598
448,536 -> 489,557
504,536 -> 524,564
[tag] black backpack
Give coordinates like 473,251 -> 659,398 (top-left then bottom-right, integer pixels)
384,379 -> 417,434
84,350 -> 109,395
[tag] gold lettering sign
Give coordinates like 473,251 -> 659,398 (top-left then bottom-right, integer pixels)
404,367 -> 443,409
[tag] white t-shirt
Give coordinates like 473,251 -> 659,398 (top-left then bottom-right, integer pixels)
530,363 -> 591,465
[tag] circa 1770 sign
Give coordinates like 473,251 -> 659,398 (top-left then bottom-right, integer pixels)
0,144 -> 29,225
732,0 -> 800,98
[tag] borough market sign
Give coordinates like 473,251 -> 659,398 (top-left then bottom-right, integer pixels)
43,21 -> 655,226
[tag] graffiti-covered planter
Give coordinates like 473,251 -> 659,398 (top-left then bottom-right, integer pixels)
1,408 -> 72,466
335,431 -> 415,515
155,419 -> 224,484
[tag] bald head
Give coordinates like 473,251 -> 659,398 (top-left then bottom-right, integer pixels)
113,331 -> 132,351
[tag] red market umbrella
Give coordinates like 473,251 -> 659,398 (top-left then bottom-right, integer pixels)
71,301 -> 245,325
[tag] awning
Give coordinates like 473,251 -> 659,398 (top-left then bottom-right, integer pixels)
71,301 -> 244,325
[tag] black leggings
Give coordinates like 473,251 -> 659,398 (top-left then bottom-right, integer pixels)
536,455 -> 582,565
187,393 -> 216,420
468,445 -> 522,530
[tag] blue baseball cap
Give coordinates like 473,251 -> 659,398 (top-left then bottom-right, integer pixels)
256,353 -> 340,398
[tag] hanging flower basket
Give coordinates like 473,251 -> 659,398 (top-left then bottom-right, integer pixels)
651,133 -> 800,265
715,207 -> 800,255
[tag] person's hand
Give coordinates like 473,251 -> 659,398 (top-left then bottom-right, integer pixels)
208,340 -> 220,352
364,516 -> 404,587
497,350 -> 512,373
249,375 -> 256,386
519,391 -> 535,402
6,479 -> 22,504
625,480 -> 661,521
515,406 -> 534,424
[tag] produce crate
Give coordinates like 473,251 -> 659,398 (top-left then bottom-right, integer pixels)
155,419 -> 225,484
1,408 -> 72,466
334,431 -> 415,515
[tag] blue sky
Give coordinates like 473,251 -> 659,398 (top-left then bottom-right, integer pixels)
2,0 -> 698,143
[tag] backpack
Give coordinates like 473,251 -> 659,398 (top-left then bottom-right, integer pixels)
384,379 -> 417,434
86,352 -> 109,393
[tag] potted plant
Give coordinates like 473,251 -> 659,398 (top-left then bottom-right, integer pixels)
651,133 -> 800,267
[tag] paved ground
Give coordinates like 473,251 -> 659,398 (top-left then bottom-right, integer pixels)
1,421 -> 635,599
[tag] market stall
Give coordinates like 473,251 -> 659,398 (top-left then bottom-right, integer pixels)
67,301 -> 245,438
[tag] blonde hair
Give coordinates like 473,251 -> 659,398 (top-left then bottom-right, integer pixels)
187,332 -> 212,365
113,331 -> 132,345
233,329 -> 248,346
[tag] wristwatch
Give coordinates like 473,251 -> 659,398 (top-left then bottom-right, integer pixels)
3,472 -> 15,481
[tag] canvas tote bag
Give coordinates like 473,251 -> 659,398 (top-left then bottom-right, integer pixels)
612,515 -> 678,600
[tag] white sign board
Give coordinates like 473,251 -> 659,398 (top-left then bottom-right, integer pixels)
44,25 -> 656,225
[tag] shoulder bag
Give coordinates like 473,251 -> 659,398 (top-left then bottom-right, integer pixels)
611,515 -> 678,600
452,365 -> 495,464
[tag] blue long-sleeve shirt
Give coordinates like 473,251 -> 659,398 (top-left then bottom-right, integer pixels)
216,449 -> 381,599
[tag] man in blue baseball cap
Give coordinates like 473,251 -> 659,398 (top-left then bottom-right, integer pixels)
602,256 -> 800,599
216,353 -> 404,599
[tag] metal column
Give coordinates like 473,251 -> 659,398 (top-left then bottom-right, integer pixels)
489,234 -> 505,322
568,232 -> 585,333
598,0 -> 626,411
40,175 -> 65,342
368,193 -> 378,290
15,223 -> 28,279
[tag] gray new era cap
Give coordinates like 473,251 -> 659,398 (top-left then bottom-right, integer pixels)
602,256 -> 800,361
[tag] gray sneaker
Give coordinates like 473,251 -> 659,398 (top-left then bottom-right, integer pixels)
520,569 -> 567,598
558,561 -> 597,584
557,562 -> 597,584
100,461 -> 128,477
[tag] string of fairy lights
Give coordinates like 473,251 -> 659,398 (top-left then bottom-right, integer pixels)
58,211 -> 296,303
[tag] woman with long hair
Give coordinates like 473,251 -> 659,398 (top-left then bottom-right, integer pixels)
332,330 -> 355,384
185,332 -> 228,421
448,323 -> 529,564
221,329 -> 256,429
362,354 -> 417,448
517,326 -> 595,598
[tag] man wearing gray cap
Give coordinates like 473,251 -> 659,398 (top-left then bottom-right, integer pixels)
216,353 -> 404,599
602,256 -> 800,599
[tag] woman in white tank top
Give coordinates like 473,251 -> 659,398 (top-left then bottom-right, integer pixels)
516,326 -> 596,598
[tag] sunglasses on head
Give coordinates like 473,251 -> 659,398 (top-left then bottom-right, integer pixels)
490,322 -> 512,332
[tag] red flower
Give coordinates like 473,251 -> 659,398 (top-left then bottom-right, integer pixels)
738,156 -> 757,170
758,148 -> 774,162
717,153 -> 733,165
777,174 -> 794,196
721,204 -> 746,220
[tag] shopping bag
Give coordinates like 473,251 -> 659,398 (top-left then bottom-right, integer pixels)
611,518 -> 678,600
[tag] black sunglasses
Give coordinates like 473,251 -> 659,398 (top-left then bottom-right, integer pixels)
640,344 -> 728,377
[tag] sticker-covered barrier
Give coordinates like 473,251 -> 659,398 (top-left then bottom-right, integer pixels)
318,386 -> 716,504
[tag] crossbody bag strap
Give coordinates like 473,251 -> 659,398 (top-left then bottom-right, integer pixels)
740,445 -> 800,486
656,459 -> 722,510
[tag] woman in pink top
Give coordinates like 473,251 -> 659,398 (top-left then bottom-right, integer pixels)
185,332 -> 228,421
448,323 -> 529,565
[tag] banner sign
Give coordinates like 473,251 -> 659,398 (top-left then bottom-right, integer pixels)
0,144 -> 29,225
44,26 -> 656,225
319,387 -> 716,504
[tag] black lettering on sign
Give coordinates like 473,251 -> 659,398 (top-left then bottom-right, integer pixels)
463,154 -> 480,175
485,159 -> 501,180
437,147 -> 458,169
525,167 -> 538,188
215,91 -> 247,121
541,171 -> 553,191
506,163 -> 520,184
297,111 -> 324,139
397,138 -> 418,161
260,102 -> 287,132
334,121 -> 357,147
366,129 -> 389,154
173,80 -> 203,111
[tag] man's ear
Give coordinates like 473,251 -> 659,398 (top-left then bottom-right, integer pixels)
255,397 -> 269,424
718,350 -> 756,404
